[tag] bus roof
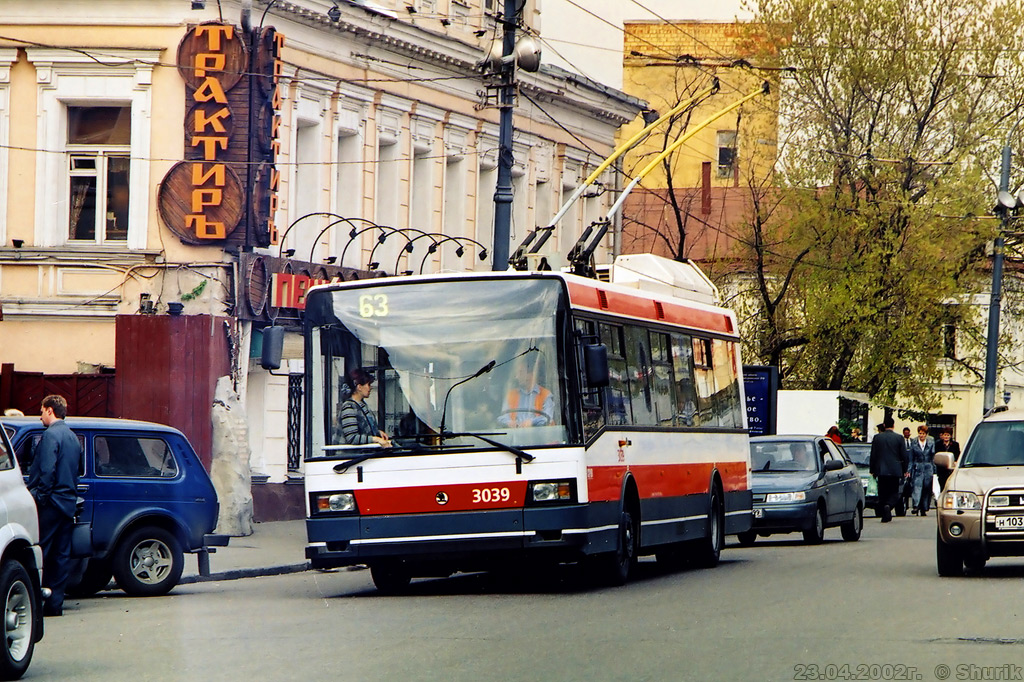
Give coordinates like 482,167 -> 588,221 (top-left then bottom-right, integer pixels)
306,259 -> 736,336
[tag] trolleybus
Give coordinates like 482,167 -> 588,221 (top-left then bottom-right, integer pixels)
288,254 -> 751,591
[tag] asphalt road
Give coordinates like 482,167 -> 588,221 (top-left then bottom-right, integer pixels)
29,514 -> 1024,682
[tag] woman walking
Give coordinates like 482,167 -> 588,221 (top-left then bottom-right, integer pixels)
909,425 -> 935,515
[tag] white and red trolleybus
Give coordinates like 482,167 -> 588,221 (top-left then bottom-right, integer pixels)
298,254 -> 752,591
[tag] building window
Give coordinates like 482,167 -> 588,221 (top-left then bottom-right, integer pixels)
67,106 -> 131,243
451,1 -> 470,27
717,130 -> 737,178
942,322 -> 957,359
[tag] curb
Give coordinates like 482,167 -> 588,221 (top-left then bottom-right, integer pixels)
180,562 -> 311,585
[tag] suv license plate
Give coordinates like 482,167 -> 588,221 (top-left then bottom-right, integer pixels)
995,516 -> 1024,529
753,508 -> 763,519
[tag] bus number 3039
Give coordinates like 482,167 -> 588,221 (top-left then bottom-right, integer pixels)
472,487 -> 511,504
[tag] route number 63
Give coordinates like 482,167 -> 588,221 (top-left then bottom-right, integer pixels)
358,293 -> 388,318
472,487 -> 511,504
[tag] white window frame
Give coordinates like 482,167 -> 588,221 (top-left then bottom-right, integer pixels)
0,49 -> 16,247
66,113 -> 132,245
27,48 -> 156,250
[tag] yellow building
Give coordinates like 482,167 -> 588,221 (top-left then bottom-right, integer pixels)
0,0 -> 642,518
618,20 -> 778,269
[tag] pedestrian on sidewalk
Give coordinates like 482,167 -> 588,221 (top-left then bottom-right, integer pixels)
909,425 -> 935,515
870,417 -> 908,523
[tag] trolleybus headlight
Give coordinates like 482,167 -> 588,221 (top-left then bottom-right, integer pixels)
529,480 -> 575,503
765,491 -> 806,503
941,491 -> 980,510
312,491 -> 357,514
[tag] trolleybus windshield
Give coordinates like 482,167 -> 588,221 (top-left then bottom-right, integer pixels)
306,277 -> 568,459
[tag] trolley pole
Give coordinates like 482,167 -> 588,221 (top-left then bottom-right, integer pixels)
491,0 -> 517,271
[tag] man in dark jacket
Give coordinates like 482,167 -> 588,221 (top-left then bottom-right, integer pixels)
27,394 -> 81,616
870,417 -> 908,523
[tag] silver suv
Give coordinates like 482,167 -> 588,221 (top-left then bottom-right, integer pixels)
936,409 -> 1024,576
0,425 -> 43,679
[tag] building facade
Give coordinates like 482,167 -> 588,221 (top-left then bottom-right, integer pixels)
0,0 -> 643,519
617,20 -> 779,274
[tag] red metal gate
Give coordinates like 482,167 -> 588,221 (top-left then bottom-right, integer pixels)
0,363 -> 114,417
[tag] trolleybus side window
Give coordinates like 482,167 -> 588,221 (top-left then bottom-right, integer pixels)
670,333 -> 699,427
600,322 -> 630,426
575,319 -> 605,437
692,336 -> 715,425
712,339 -> 743,428
624,326 -> 655,426
649,330 -> 674,427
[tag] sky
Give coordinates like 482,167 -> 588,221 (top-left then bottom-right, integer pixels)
541,0 -> 755,90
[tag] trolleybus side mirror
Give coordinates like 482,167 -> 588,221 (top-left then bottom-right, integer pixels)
261,326 -> 285,371
584,344 -> 610,388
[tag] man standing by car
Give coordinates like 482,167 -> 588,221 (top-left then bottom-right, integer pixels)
870,417 -> 908,523
27,394 -> 81,616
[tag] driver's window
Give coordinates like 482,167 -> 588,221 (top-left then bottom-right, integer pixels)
822,440 -> 843,463
18,432 -> 86,476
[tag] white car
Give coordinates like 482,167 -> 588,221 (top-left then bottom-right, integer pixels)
937,408 -> 1024,576
0,426 -> 43,679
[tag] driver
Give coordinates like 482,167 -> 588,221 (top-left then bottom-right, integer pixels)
497,357 -> 554,428
790,442 -> 815,470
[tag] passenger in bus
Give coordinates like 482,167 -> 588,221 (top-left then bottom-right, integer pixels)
337,368 -> 392,447
498,357 -> 555,428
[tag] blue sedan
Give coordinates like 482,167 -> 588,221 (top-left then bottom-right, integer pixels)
739,435 -> 865,545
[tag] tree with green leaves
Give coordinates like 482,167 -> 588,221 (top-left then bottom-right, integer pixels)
731,0 -> 1024,409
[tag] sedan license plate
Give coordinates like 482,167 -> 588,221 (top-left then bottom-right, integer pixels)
753,508 -> 763,519
995,516 -> 1024,529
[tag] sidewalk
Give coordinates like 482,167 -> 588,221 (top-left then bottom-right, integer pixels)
180,519 -> 322,584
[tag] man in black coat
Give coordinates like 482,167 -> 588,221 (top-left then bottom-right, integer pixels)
27,394 -> 82,616
870,417 -> 908,523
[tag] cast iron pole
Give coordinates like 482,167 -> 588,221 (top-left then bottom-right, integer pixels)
491,0 -> 517,271
983,145 -> 1011,416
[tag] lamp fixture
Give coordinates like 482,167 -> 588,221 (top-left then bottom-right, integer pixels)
440,18 -> 451,26
474,29 -> 487,37
995,190 -> 1018,211
406,4 -> 416,13
324,256 -> 338,264
283,248 -> 296,257
191,0 -> 205,9
328,2 -> 341,21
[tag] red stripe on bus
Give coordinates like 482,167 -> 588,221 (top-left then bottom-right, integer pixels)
353,463 -> 748,514
355,480 -> 529,515
587,461 -> 749,502
566,281 -> 733,333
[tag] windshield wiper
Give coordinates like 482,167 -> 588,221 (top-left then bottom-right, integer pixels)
332,441 -> 432,473
438,360 -> 496,439
440,431 -> 535,463
332,434 -> 534,474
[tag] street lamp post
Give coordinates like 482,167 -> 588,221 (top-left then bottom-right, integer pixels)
490,0 -> 517,272
985,146 -> 1015,416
